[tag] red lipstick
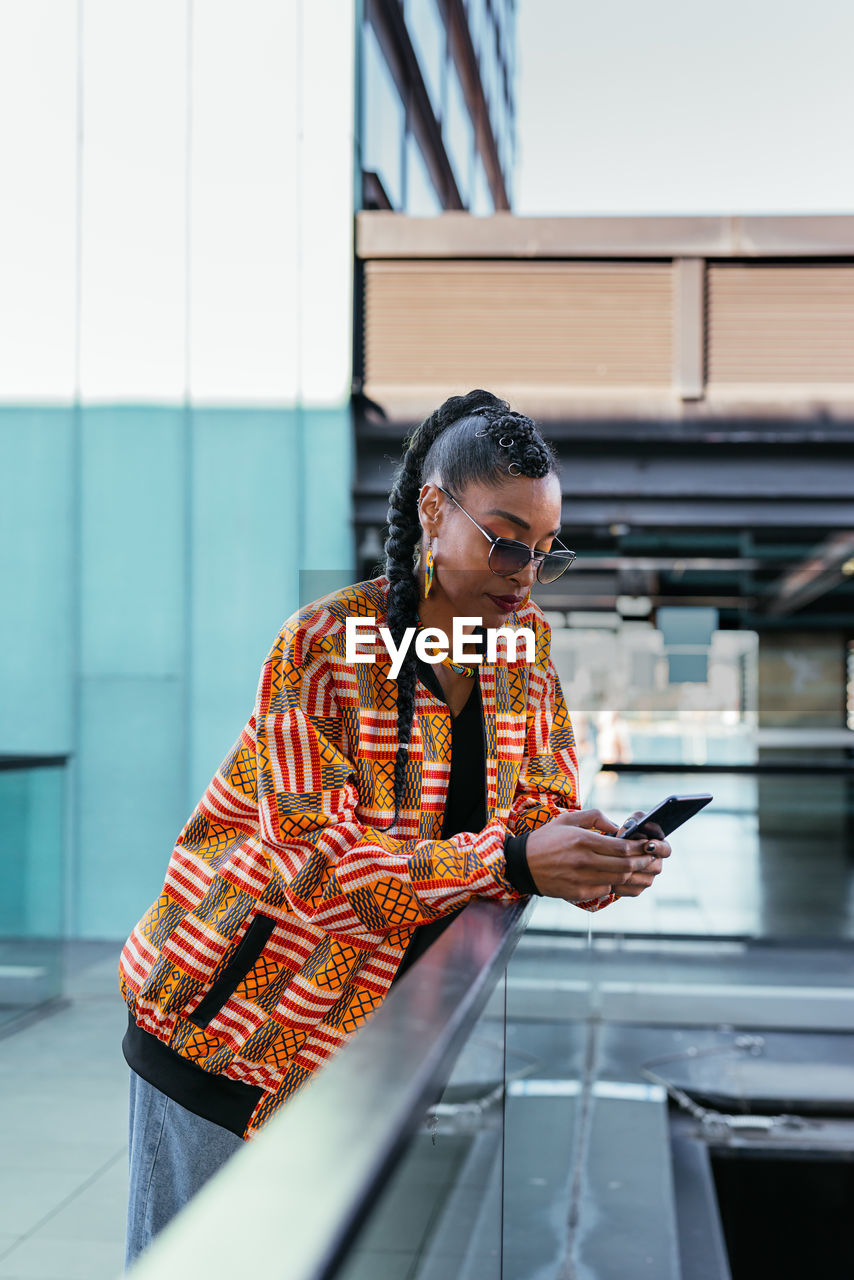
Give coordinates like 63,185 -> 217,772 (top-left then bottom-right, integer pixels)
487,593 -> 524,612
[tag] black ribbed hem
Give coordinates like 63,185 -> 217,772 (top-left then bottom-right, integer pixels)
503,830 -> 540,895
123,1010 -> 262,1139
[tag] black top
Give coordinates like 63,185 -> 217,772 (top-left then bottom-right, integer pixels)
123,647 -> 539,1136
389,651 -> 537,985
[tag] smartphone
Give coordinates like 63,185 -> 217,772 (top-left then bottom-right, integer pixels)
619,793 -> 713,841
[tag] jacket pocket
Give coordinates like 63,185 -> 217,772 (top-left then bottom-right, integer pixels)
186,913 -> 277,1029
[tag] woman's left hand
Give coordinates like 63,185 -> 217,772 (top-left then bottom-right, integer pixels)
610,810 -> 671,898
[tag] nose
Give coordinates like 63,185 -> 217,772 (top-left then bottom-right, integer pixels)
507,555 -> 538,593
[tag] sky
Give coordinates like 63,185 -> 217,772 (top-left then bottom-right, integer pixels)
515,0 -> 854,216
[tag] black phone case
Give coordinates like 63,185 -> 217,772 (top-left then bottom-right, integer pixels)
623,793 -> 713,840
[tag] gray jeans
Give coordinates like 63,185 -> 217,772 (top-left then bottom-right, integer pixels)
124,1067 -> 243,1271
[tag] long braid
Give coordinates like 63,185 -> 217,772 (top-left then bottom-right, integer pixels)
380,390 -> 560,829
380,391 -> 503,828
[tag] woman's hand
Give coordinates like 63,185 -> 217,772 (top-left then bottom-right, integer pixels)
524,808 -> 669,902
610,810 -> 671,898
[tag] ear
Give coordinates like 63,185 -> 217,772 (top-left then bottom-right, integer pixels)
418,482 -> 444,538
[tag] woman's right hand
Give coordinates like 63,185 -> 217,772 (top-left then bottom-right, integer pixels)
524,808 -> 656,901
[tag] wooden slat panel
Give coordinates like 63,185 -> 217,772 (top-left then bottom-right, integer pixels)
363,260 -> 673,401
708,265 -> 854,384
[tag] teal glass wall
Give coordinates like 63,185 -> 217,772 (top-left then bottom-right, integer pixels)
0,405 -> 353,940
0,761 -> 66,1028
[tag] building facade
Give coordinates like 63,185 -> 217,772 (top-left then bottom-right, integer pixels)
361,0 -> 516,214
1,1 -> 520,947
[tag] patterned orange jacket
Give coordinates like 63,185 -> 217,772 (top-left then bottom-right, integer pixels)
118,575 -> 614,1139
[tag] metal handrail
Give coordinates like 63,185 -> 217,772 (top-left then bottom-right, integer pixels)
0,754 -> 68,771
125,893 -> 535,1280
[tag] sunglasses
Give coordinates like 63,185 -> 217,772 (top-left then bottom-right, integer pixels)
436,485 -> 576,584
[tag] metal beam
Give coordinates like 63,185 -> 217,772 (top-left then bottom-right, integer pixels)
367,0 -> 463,210
358,455 -> 854,499
533,593 -> 758,611
444,0 -> 510,210
556,557 -> 763,571
763,531 -> 854,616
356,211 -> 854,260
355,497 -> 854,529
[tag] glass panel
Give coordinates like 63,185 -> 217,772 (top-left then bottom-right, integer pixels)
482,21 -> 499,113
406,132 -> 443,215
548,619 -> 759,767
502,934 -> 587,1279
0,762 -> 66,1030
500,0 -> 517,85
470,152 -> 494,216
467,0 -> 487,59
335,968 -> 507,1279
362,22 -> 405,209
491,80 -> 506,174
503,767 -> 854,1277
405,0 -> 446,117
444,60 -> 473,205
528,768 -> 854,943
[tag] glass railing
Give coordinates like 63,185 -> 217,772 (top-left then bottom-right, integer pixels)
122,756 -> 854,1279
0,755 -> 67,1032
507,759 -> 854,1279
532,764 -> 854,942
125,895 -> 535,1279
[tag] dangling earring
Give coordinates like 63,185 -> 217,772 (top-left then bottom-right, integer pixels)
423,541 -> 435,599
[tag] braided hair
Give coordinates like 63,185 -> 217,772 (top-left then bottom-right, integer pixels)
380,389 -> 560,828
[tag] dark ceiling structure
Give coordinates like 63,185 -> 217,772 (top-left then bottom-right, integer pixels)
353,213 -> 854,635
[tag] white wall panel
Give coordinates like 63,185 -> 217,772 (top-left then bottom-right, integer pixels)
78,0 -> 187,401
2,0 -> 355,408
0,2 -> 77,401
298,0 -> 355,407
189,0 -> 300,404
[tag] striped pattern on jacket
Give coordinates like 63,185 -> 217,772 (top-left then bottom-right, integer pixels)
118,575 -> 614,1139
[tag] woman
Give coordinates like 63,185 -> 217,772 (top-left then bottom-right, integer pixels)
119,390 -> 669,1266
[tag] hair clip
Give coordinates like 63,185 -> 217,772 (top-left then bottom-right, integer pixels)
499,435 -> 514,448
507,462 -> 522,475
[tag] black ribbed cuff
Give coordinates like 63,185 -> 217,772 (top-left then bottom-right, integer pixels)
503,830 -> 540,896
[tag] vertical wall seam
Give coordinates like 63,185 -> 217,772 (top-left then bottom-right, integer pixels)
67,0 -> 85,939
349,6 -> 361,582
295,0 -> 306,593
182,0 -> 194,811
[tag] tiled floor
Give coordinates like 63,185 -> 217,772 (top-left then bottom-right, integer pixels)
0,943 -> 129,1280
